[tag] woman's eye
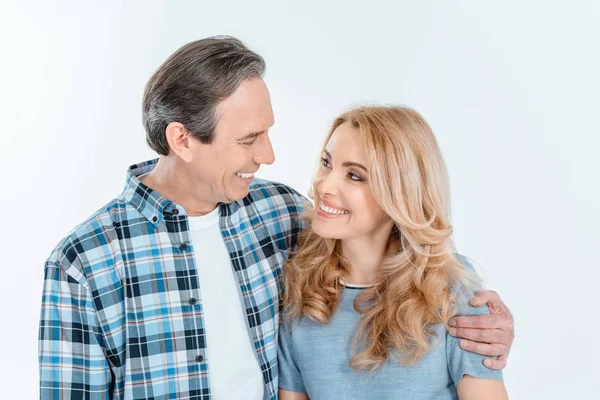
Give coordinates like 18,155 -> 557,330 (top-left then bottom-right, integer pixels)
348,173 -> 363,182
320,157 -> 331,168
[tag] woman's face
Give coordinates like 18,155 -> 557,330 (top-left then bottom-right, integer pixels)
312,122 -> 393,241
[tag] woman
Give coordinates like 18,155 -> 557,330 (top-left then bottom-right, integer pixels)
278,106 -> 508,399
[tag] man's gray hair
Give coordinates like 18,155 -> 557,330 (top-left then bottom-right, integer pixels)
142,36 -> 266,155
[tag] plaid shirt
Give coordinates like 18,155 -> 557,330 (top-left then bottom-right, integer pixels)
39,159 -> 306,400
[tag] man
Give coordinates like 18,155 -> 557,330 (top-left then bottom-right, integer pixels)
39,36 -> 514,399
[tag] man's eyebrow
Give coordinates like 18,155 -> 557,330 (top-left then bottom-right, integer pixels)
237,122 -> 275,141
237,131 -> 263,141
323,150 -> 368,172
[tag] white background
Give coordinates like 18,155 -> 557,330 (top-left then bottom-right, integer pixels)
1,1 -> 599,398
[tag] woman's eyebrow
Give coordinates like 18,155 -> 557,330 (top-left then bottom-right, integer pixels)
323,150 -> 367,172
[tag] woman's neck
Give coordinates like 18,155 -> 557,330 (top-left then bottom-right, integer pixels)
341,225 -> 393,286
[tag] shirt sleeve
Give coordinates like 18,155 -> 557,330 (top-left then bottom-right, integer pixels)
446,255 -> 504,385
39,262 -> 112,399
278,321 -> 306,393
445,303 -> 504,385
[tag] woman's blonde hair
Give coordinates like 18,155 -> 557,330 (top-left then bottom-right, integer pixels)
283,106 -> 479,371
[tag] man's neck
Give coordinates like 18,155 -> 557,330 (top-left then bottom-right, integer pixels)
140,156 -> 218,216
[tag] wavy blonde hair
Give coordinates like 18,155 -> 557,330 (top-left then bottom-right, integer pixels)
283,106 -> 480,371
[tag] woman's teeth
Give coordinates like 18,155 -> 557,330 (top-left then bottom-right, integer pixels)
236,172 -> 255,179
319,201 -> 348,215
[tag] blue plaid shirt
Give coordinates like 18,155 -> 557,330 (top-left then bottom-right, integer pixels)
39,159 -> 307,400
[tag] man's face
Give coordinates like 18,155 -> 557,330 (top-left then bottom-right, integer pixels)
188,78 -> 275,204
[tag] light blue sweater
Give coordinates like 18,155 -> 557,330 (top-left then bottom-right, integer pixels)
278,259 -> 503,399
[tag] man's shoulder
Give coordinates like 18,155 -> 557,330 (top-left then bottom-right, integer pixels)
46,195 -> 134,276
245,178 -> 310,212
248,178 -> 306,200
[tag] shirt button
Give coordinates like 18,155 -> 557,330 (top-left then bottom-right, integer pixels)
179,243 -> 188,251
195,355 -> 204,362
172,208 -> 179,215
152,216 -> 158,222
188,298 -> 197,305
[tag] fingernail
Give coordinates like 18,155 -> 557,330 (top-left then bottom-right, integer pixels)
459,340 -> 468,349
448,319 -> 456,327
484,359 -> 492,367
449,328 -> 456,336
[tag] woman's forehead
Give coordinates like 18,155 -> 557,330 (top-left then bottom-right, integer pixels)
324,122 -> 366,161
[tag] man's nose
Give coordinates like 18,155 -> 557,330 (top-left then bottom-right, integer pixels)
254,135 -> 275,165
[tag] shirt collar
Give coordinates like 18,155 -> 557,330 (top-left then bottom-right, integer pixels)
122,159 -> 179,227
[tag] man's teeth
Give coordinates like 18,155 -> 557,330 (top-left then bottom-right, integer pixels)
236,172 -> 255,179
319,201 -> 348,215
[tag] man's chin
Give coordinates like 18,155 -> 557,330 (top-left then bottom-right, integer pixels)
224,187 -> 251,203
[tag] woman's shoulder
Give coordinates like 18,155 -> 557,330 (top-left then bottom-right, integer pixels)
450,253 -> 487,315
453,253 -> 476,271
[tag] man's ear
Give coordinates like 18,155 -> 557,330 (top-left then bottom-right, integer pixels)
165,122 -> 194,163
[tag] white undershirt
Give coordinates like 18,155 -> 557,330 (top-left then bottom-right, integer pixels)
188,207 -> 264,400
